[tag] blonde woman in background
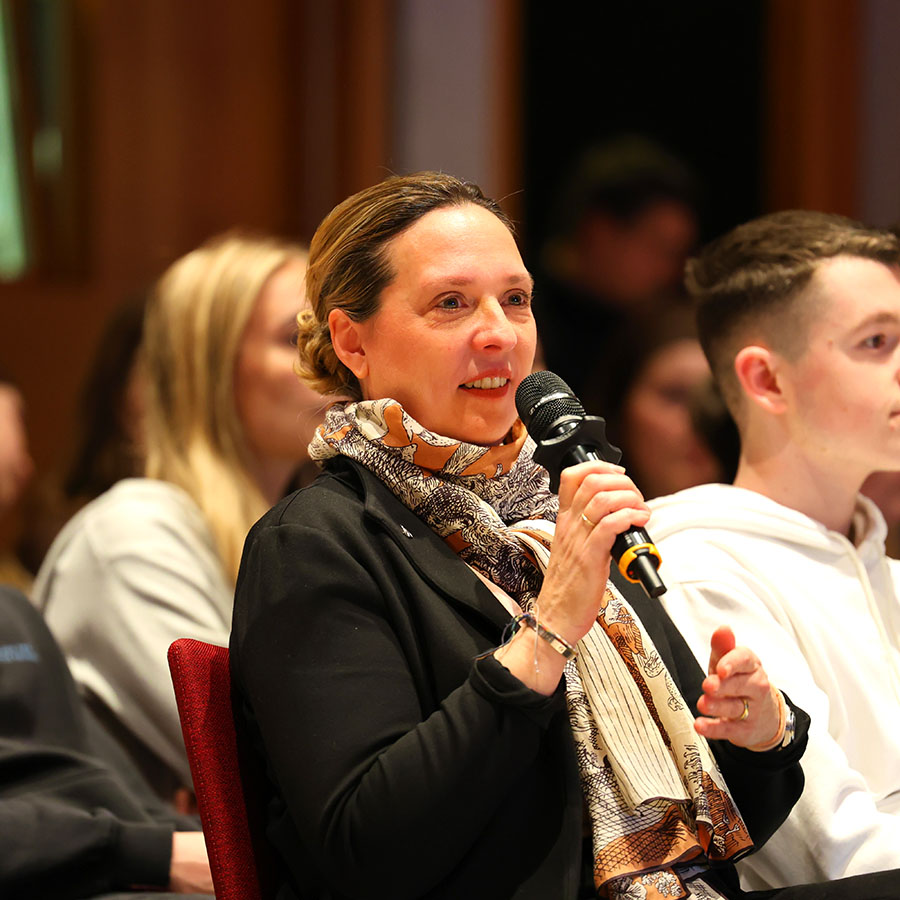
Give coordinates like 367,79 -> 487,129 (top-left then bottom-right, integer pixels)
33,233 -> 324,803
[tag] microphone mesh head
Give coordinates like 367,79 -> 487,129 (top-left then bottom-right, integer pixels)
515,371 -> 585,442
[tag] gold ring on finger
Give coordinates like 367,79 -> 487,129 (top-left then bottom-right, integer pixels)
736,698 -> 750,722
581,512 -> 597,529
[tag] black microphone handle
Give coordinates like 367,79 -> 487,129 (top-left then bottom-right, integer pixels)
561,445 -> 667,599
516,371 -> 666,599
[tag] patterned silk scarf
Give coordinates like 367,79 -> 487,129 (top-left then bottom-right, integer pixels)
310,400 -> 753,899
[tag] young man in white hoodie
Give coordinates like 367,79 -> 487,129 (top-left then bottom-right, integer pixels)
647,210 -> 900,889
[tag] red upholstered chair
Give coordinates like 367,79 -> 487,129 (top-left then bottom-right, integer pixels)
168,637 -> 279,900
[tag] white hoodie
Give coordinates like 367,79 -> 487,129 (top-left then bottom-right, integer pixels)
647,483 -> 900,888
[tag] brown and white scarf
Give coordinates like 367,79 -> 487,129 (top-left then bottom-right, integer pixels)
310,399 -> 753,899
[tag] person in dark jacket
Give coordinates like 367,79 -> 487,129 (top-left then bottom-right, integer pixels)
230,172 -> 900,899
0,585 -> 212,899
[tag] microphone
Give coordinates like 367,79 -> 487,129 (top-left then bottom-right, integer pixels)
516,370 -> 666,598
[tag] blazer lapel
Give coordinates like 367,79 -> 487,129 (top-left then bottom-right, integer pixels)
350,463 -> 513,633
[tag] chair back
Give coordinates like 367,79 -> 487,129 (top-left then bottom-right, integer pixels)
168,637 -> 279,900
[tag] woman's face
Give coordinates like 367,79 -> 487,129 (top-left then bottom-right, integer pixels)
621,338 -> 722,499
344,204 -> 536,445
235,259 -> 324,464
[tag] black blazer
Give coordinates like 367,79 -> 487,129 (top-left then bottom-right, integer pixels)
230,458 -> 807,900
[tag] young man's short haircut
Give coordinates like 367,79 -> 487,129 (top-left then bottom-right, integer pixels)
686,210 -> 900,413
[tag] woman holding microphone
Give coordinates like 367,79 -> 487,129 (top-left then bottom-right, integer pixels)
231,173 -> 896,899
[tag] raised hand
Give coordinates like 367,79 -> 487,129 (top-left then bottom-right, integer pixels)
694,625 -> 785,750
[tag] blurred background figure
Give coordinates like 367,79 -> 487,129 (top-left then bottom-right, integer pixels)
861,471 -> 900,558
601,308 -> 723,502
19,295 -> 148,575
534,135 -> 700,407
0,373 -> 35,590
32,232 -> 325,806
688,376 -> 741,489
3,1 -> 891,563
0,584 -> 214,898
59,295 -> 148,508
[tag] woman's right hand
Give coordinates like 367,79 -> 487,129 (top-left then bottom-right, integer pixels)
494,461 -> 650,694
540,460 -> 651,643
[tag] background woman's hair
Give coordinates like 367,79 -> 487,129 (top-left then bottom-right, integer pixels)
144,231 -> 307,582
297,171 -> 513,399
16,297 -> 149,576
64,293 -> 148,500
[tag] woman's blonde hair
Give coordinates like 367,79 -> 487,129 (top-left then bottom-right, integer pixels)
298,172 -> 513,398
143,231 -> 307,582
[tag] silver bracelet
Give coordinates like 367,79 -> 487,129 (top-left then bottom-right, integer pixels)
512,613 -> 577,661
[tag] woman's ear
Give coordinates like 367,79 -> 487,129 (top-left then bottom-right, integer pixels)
733,345 -> 787,415
328,309 -> 368,380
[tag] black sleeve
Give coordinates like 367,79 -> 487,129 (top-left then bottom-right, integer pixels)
707,694 -> 809,852
0,587 -> 178,897
232,517 -> 567,899
0,745 -> 173,899
661,609 -> 809,851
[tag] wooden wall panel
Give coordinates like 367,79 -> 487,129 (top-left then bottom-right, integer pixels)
0,0 -> 394,550
765,0 -> 862,215
490,0 -> 524,228
0,0 -> 525,552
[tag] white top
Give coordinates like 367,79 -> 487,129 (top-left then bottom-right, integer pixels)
32,478 -> 233,788
647,483 -> 900,888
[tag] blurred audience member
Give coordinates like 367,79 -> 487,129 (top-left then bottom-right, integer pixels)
862,471 -> 900,558
601,309 -> 723,500
0,584 -> 212,899
19,296 -> 148,575
534,134 -> 700,404
65,295 -> 148,502
32,233 -> 325,804
0,373 -> 35,591
689,375 -> 741,487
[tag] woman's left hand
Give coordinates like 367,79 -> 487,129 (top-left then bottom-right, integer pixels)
693,625 -> 783,750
